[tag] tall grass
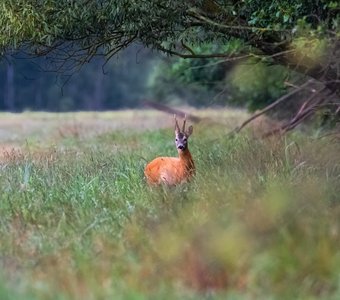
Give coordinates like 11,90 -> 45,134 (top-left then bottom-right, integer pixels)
0,115 -> 339,299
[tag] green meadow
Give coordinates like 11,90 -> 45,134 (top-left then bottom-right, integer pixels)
0,110 -> 339,299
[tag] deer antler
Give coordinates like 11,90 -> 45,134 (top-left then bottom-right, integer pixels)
174,114 -> 180,132
182,114 -> 187,132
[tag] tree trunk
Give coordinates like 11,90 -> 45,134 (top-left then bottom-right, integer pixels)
4,63 -> 15,111
93,63 -> 104,110
35,76 -> 43,110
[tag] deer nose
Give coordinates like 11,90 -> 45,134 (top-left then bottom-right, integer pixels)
178,145 -> 184,150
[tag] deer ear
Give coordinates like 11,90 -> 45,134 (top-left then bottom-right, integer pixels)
186,125 -> 193,136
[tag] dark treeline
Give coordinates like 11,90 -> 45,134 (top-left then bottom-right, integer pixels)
0,45 -> 157,111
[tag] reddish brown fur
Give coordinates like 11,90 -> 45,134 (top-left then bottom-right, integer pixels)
144,149 -> 195,185
144,116 -> 195,186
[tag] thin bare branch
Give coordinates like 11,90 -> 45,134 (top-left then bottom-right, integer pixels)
233,80 -> 314,133
157,44 -> 238,59
284,81 -> 317,93
188,9 -> 290,33
262,90 -> 333,138
143,100 -> 202,123
157,44 -> 295,63
180,41 -> 196,55
289,88 -> 327,124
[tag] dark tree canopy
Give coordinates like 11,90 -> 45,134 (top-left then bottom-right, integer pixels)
1,1 -> 339,75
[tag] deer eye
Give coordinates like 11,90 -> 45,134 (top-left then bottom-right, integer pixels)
175,138 -> 178,141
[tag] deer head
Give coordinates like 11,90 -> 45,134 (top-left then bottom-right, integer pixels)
174,115 -> 193,151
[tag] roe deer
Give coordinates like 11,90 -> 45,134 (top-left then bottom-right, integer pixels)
144,115 -> 195,186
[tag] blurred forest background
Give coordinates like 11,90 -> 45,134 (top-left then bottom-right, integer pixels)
0,44 -> 156,111
0,42 -> 316,124
0,42 -> 287,112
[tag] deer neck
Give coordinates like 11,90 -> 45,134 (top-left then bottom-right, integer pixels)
178,148 -> 194,168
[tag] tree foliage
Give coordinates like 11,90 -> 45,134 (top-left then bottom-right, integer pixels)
1,1 -> 338,77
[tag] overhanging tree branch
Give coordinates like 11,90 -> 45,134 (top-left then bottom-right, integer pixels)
233,80 -> 315,133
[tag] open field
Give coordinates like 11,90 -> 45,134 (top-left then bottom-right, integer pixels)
0,109 -> 248,153
0,109 -> 339,299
